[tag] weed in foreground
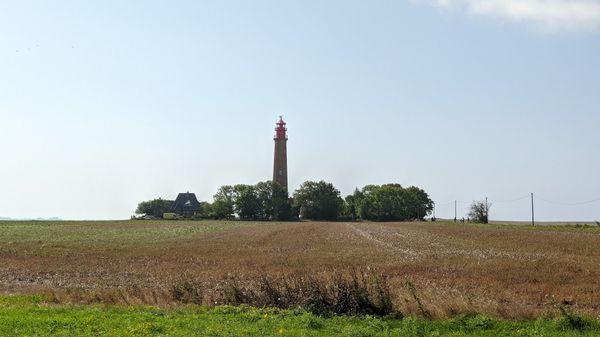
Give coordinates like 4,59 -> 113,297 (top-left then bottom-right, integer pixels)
173,269 -> 397,317
557,304 -> 594,332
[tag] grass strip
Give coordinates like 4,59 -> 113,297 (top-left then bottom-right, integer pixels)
0,295 -> 599,337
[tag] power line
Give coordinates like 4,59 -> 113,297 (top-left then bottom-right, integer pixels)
433,193 -> 598,221
435,200 -> 470,206
492,195 -> 531,203
436,195 -> 529,206
535,196 -> 600,206
437,195 -> 600,206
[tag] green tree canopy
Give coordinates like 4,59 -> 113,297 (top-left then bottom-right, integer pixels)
135,198 -> 173,218
292,181 -> 343,220
341,188 -> 362,219
213,185 -> 235,219
196,201 -> 214,219
233,184 -> 262,220
349,184 -> 433,222
468,200 -> 491,223
255,181 -> 291,221
213,182 -> 291,220
405,186 -> 434,220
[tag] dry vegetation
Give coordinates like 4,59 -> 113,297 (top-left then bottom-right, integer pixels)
0,220 -> 599,319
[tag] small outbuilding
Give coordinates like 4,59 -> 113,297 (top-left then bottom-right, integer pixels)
169,192 -> 201,218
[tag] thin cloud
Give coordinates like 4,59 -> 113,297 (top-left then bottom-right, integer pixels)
412,0 -> 600,33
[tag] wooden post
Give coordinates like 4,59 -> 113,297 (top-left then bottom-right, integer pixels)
531,193 -> 535,226
454,200 -> 457,222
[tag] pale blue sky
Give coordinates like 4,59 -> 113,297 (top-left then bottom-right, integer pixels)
1,0 -> 599,220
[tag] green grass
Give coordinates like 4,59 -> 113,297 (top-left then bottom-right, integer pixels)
1,295 -> 599,337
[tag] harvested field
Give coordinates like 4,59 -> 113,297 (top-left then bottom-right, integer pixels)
0,220 -> 599,319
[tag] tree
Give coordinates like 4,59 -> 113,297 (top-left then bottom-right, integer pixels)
292,181 -> 343,220
196,202 -> 214,219
405,186 -> 435,220
342,188 -> 363,220
468,200 -> 491,223
233,184 -> 261,220
255,181 -> 291,220
213,185 -> 235,219
350,184 -> 433,221
356,185 -> 378,220
135,198 -> 173,218
213,182 -> 291,220
368,184 -> 407,221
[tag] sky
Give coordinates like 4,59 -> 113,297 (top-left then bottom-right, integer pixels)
1,0 -> 599,221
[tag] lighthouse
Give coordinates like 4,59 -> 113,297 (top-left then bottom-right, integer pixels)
273,116 -> 288,192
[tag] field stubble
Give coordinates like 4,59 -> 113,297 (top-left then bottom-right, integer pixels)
0,220 -> 599,319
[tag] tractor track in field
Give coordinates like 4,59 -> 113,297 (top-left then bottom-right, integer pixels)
345,223 -> 421,260
345,222 -> 551,261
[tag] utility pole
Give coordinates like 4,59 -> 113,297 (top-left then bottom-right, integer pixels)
454,200 -> 457,222
531,192 -> 535,226
485,196 -> 488,223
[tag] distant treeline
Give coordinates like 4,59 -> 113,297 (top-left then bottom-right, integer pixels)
135,181 -> 434,222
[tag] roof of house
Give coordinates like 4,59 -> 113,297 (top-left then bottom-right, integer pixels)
169,192 -> 201,212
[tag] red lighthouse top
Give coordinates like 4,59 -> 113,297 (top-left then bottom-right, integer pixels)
274,116 -> 287,140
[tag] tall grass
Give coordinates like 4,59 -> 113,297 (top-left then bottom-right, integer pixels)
173,269 -> 395,316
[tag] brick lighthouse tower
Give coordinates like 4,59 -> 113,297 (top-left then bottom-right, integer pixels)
273,116 -> 288,192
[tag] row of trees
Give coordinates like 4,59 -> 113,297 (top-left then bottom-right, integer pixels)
211,181 -> 291,220
136,181 -> 435,222
344,184 -> 434,221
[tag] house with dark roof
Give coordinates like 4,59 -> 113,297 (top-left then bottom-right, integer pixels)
169,192 -> 201,218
